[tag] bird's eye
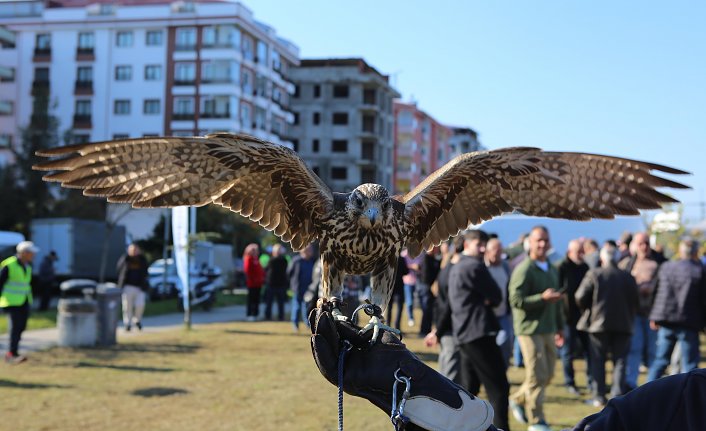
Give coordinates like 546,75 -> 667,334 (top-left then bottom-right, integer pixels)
382,202 -> 390,211
355,197 -> 363,207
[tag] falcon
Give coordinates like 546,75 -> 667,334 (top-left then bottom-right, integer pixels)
34,133 -> 688,338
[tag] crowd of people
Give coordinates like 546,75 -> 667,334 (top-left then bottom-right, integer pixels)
416,227 -> 705,431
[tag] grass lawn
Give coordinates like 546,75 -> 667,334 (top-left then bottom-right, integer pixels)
0,291 -> 246,335
5,316 -> 694,431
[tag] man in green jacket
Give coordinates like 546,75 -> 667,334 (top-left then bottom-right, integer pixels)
0,241 -> 38,364
508,226 -> 565,431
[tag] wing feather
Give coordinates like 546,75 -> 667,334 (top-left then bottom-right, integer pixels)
34,133 -> 334,250
403,148 -> 689,256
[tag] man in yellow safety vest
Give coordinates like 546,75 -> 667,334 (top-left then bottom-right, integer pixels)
1,241 -> 38,364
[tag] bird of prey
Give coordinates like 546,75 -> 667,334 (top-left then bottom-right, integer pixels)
34,133 -> 688,337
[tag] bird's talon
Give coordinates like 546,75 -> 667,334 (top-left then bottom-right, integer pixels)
358,315 -> 400,345
331,308 -> 348,322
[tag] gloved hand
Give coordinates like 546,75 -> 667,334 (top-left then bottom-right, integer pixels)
309,301 -> 497,431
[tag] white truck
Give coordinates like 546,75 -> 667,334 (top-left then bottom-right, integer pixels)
30,218 -> 127,281
0,231 -> 25,260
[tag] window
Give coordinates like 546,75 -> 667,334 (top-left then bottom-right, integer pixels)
175,62 -> 196,84
362,140 -> 375,160
75,100 -> 91,116
256,40 -> 267,64
36,33 -> 50,50
113,134 -> 129,139
76,66 -> 92,88
293,112 -> 299,125
175,27 -> 197,49
361,167 -> 376,184
0,68 -> 14,83
174,97 -> 195,116
312,166 -> 320,177
313,85 -> 321,98
332,139 -> 348,152
241,69 -> 253,94
145,30 -> 163,46
333,85 -> 349,98
202,96 -> 230,118
34,67 -> 49,83
0,101 -> 13,115
0,134 -> 13,148
77,32 -> 94,50
272,50 -> 281,71
313,112 -> 320,125
363,114 -> 375,133
114,100 -> 131,115
312,139 -> 319,153
144,65 -> 162,80
363,88 -> 376,105
293,84 -> 300,98
143,99 -> 160,114
115,65 -> 132,81
242,35 -> 254,61
332,113 -> 348,125
255,74 -> 267,97
255,107 -> 266,130
202,61 -> 232,83
116,31 -> 133,47
203,25 -> 239,47
331,167 -> 347,180
240,103 -> 251,127
290,139 -> 299,152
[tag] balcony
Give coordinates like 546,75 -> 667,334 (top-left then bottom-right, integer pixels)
174,79 -> 196,86
74,80 -> 93,95
73,114 -> 92,129
175,44 -> 196,51
33,48 -> 51,62
76,47 -> 95,61
200,111 -> 230,119
173,113 -> 195,121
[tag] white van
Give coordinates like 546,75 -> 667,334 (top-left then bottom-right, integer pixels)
0,231 -> 25,260
474,214 -> 646,256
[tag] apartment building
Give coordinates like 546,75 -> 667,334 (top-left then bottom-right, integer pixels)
393,101 -> 453,194
0,25 -> 17,165
448,126 -> 484,158
0,0 -> 299,158
289,58 -> 399,192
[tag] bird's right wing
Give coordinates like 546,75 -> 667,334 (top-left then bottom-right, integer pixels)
401,147 -> 689,257
34,133 -> 333,250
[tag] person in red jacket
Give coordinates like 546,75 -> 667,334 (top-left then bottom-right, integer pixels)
243,243 -> 265,321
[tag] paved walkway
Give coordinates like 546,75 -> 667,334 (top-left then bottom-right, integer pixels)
0,304 -> 250,354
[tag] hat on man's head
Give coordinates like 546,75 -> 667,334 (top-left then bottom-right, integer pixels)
16,241 -> 39,254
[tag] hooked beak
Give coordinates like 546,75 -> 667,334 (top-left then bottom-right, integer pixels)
365,207 -> 378,226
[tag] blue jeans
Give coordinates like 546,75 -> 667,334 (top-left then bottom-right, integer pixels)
403,284 -> 415,322
496,313 -> 514,369
626,315 -> 657,387
560,325 -> 593,388
647,326 -> 700,382
513,337 -> 524,367
290,296 -> 308,329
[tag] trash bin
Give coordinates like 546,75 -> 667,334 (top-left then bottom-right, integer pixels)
95,283 -> 121,346
57,298 -> 97,347
60,279 -> 97,298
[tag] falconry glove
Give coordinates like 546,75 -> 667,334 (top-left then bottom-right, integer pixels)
309,304 -> 497,431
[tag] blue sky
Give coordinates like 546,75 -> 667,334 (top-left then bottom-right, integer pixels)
249,0 -> 706,222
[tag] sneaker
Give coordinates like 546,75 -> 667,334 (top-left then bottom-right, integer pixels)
407,319 -> 415,327
136,321 -> 142,331
5,352 -> 27,365
528,421 -> 552,431
566,385 -> 581,396
585,397 -> 607,408
509,399 -> 528,424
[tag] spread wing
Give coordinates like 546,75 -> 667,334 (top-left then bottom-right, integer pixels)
33,133 -> 333,250
402,147 -> 689,257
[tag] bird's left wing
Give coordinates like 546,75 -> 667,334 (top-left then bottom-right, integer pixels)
33,133 -> 333,250
401,147 -> 689,257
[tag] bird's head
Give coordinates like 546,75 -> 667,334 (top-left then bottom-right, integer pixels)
347,184 -> 392,230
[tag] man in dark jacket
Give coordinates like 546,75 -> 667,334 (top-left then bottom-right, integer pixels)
424,236 -> 464,384
618,231 -> 662,389
116,243 -> 149,331
575,244 -> 639,406
288,244 -> 315,331
418,248 -> 441,336
646,238 -> 706,381
386,256 -> 409,330
449,230 -> 510,431
264,244 -> 289,321
557,239 -> 591,395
